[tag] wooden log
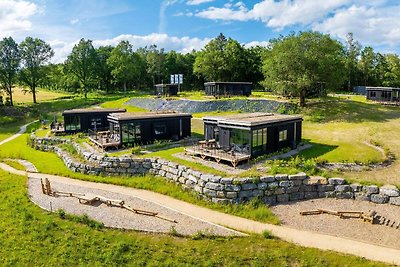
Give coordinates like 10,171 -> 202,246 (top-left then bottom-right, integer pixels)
317,209 -> 340,216
300,210 -> 323,216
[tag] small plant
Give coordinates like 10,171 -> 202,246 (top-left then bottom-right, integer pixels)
169,226 -> 183,237
131,146 -> 142,155
57,209 -> 66,219
262,230 -> 274,239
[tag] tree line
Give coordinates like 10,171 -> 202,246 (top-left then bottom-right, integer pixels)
1,32 -> 400,106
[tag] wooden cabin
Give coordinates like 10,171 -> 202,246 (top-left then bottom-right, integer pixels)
202,113 -> 302,158
366,87 -> 400,102
106,112 -> 192,146
204,82 -> 252,97
62,108 -> 126,133
155,84 -> 178,96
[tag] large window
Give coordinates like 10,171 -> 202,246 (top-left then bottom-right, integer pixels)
154,123 -> 167,135
279,130 -> 288,142
252,128 -> 267,154
65,116 -> 80,131
230,128 -> 250,154
90,117 -> 102,130
121,123 -> 141,144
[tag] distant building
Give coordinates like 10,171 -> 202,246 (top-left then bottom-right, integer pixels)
155,84 -> 178,96
106,111 -> 191,146
202,112 -> 302,158
353,86 -> 367,95
204,82 -> 252,97
366,87 -> 400,102
62,108 -> 126,133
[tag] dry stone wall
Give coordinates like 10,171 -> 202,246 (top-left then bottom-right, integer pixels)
31,135 -> 400,206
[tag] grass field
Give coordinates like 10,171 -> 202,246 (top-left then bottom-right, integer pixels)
1,87 -> 70,104
0,169 -> 382,266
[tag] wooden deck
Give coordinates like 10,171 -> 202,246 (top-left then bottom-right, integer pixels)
185,145 -> 251,167
89,136 -> 120,150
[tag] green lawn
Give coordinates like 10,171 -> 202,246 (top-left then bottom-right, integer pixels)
0,169 -> 386,266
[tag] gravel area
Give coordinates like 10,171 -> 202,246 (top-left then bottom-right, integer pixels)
126,98 -> 290,113
271,198 -> 400,249
28,176 -> 241,236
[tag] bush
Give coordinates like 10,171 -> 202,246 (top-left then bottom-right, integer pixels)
266,156 -> 320,175
262,230 -> 273,239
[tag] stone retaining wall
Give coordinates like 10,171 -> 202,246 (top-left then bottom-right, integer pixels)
31,135 -> 400,206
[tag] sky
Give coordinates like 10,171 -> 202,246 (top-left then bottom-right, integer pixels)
1,0 -> 400,63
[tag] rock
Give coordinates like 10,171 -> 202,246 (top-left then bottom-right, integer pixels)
257,183 -> 268,190
364,185 -> 379,194
335,192 -> 354,199
304,191 -> 318,199
260,175 -> 275,183
220,178 -> 233,184
335,185 -> 351,192
238,190 -> 253,199
211,198 -> 231,204
273,188 -> 285,195
350,183 -> 363,192
285,186 -> 300,194
379,185 -> 400,197
288,172 -> 307,180
252,189 -> 264,197
277,194 -> 289,202
275,174 -> 288,181
205,182 -> 224,191
203,188 -> 217,198
263,196 -> 277,206
279,181 -> 290,188
224,184 -> 241,192
225,192 -> 238,199
241,183 -> 257,191
194,185 -> 203,193
354,192 -> 371,201
317,185 -> 335,192
370,194 -> 389,204
389,197 -> 400,206
303,176 -> 328,185
289,192 -> 304,201
328,177 -> 346,185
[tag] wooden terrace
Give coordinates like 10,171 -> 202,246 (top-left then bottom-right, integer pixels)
185,140 -> 251,167
88,130 -> 120,151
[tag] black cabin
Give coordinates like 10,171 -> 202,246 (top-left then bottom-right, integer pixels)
107,112 -> 192,146
62,108 -> 126,133
155,84 -> 178,96
204,82 -> 252,97
366,87 -> 400,102
203,113 -> 302,158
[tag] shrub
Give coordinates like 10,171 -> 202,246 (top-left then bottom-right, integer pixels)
262,230 -> 273,239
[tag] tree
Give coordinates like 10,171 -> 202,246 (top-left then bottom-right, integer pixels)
19,37 -> 54,103
145,45 -> 166,86
0,37 -> 20,106
359,46 -> 377,86
95,45 -> 114,93
344,33 -> 361,90
194,33 -> 228,81
263,31 -> 346,107
383,54 -> 400,87
107,41 -> 142,94
65,39 -> 98,98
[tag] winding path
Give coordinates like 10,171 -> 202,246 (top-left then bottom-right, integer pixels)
1,122 -> 400,265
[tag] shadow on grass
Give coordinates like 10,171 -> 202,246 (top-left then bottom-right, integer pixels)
304,99 -> 400,123
298,140 -> 338,159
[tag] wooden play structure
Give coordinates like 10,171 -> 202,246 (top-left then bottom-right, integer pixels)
41,178 -> 177,223
300,208 -> 400,229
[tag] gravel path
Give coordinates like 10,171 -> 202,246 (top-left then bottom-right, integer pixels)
271,198 -> 400,249
28,176 -> 241,236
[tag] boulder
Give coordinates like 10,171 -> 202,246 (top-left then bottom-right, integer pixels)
328,177 -> 346,185
379,185 -> 400,197
370,194 -> 389,204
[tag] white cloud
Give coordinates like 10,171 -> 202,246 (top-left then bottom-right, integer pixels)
196,0 -> 350,28
186,0 -> 214,6
314,4 -> 400,47
93,33 -> 211,54
244,41 -> 270,48
0,0 -> 38,38
70,19 -> 79,25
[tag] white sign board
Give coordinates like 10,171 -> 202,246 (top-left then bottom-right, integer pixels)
170,74 -> 183,84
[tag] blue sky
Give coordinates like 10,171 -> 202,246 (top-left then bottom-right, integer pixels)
1,0 -> 400,62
